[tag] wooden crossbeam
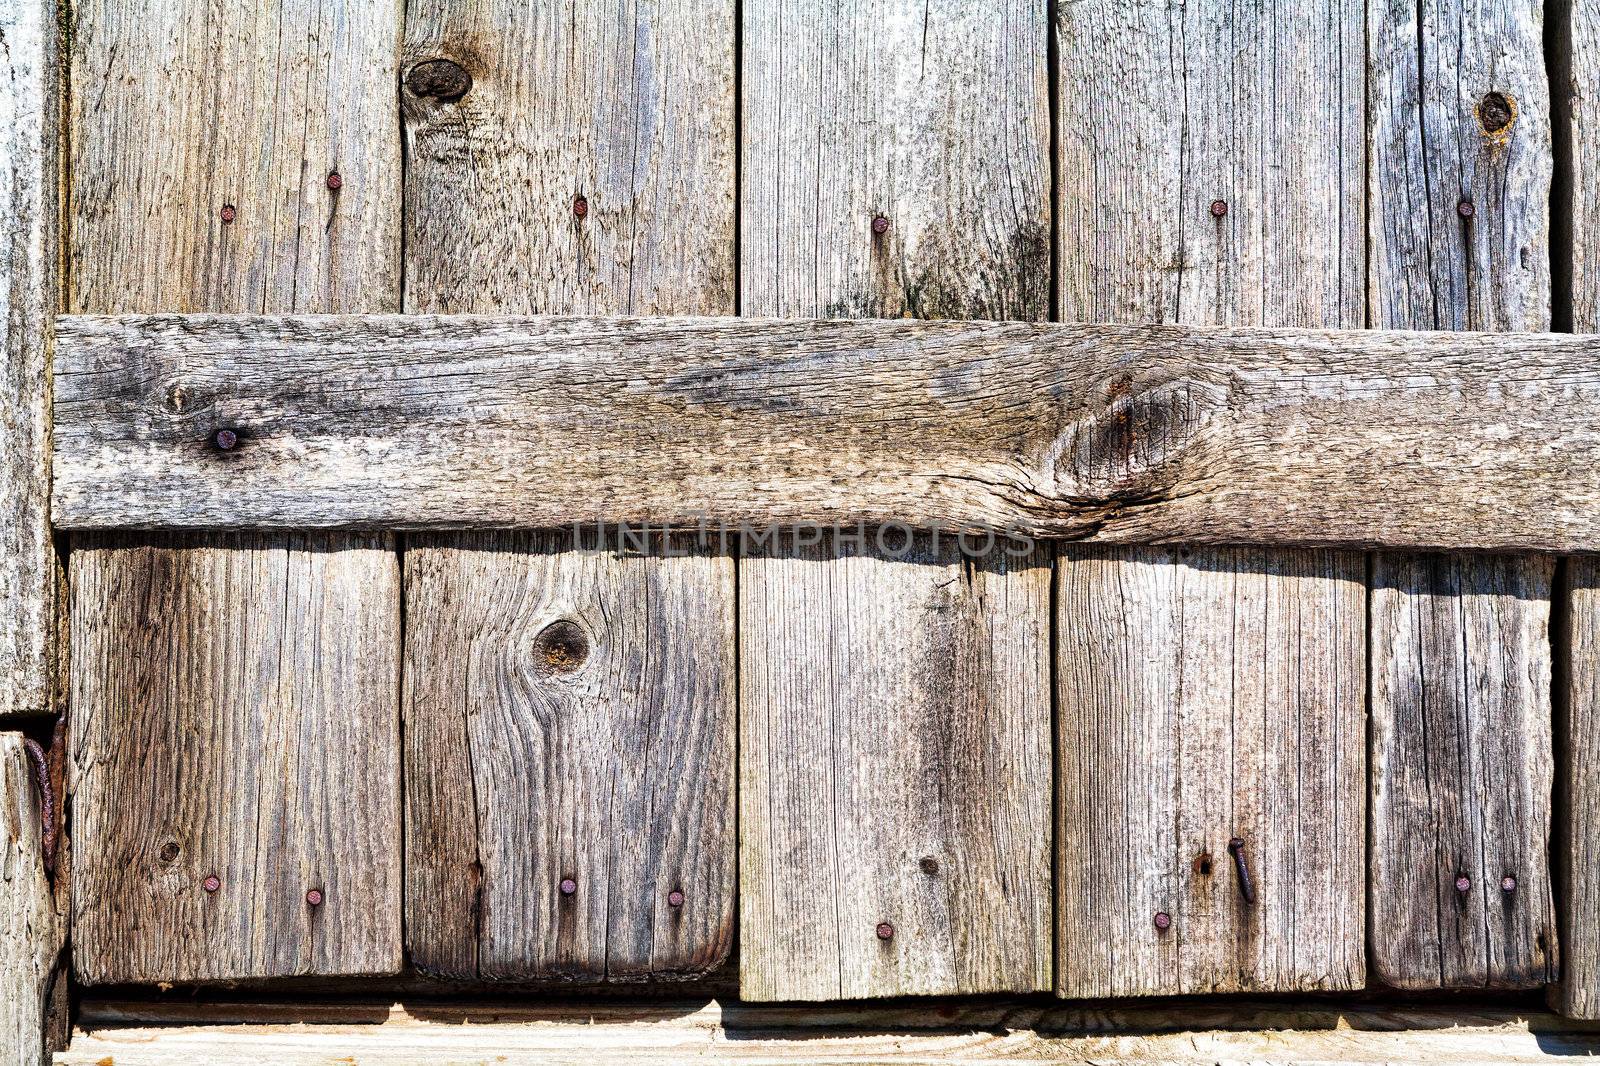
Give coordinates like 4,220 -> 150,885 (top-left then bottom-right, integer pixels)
51,312 -> 1600,551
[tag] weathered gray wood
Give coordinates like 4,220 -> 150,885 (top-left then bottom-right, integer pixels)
53,313 -> 1600,550
737,0 -> 1052,1000
0,0 -> 59,719
1367,0 -> 1557,989
1053,0 -> 1366,997
400,0 -> 737,981
69,534 -> 402,983
53,1000 -> 1600,1064
1,734 -> 59,1066
68,0 -> 404,982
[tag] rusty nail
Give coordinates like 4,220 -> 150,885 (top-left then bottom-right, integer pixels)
1502,875 -> 1517,893
213,428 -> 239,451
1210,199 -> 1228,218
667,889 -> 685,908
875,921 -> 895,941
573,195 -> 589,219
1456,874 -> 1472,893
919,856 -> 939,875
559,877 -> 577,896
871,215 -> 889,234
326,172 -> 343,191
1153,911 -> 1172,931
306,888 -> 324,906
1228,837 -> 1257,905
21,737 -> 54,876
1458,199 -> 1476,218
219,204 -> 237,223
203,874 -> 222,893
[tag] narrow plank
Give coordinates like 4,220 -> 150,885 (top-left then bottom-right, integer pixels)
1053,0 -> 1366,996
54,313 -> 1600,550
0,0 -> 59,719
1367,0 -> 1557,989
1,734 -> 59,1066
1556,0 -> 1600,1018
738,0 -> 1052,1001
69,534 -> 400,983
399,1 -> 737,980
56,1000 -> 1600,1065
68,0 -> 404,981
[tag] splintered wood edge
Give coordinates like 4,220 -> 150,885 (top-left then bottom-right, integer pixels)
49,313 -> 1600,552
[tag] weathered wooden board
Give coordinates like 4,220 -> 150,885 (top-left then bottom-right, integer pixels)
53,313 -> 1600,548
399,0 -> 737,981
736,0 -> 1052,1001
0,0 -> 59,720
68,0 -> 404,981
1554,0 -> 1600,1017
69,534 -> 401,983
1053,0 -> 1365,996
54,1000 -> 1600,1064
1,734 -> 59,1066
1367,0 -> 1557,989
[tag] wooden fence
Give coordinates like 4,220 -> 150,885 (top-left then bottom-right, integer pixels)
7,0 -> 1600,1061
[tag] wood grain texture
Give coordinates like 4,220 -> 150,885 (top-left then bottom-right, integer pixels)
55,1000 -> 1600,1064
1057,549 -> 1365,997
69,534 -> 401,983
737,0 -> 1052,1001
1,734 -> 59,1066
1053,0 -> 1366,997
52,313 -> 1600,551
400,0 -> 737,981
68,0 -> 404,982
0,0 -> 59,719
404,534 -> 734,980
1367,0 -> 1557,990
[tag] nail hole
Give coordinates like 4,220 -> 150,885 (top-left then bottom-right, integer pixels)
406,58 -> 473,101
919,856 -> 939,876
1194,853 -> 1213,876
534,621 -> 589,675
1478,91 -> 1515,134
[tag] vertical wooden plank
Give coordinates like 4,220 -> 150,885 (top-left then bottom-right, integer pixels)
400,3 -> 737,980
1,734 -> 58,1066
1553,0 -> 1599,1017
0,0 -> 58,720
67,0 -> 404,981
1367,0 -> 1558,989
1053,2 -> 1367,996
738,1 -> 1053,1001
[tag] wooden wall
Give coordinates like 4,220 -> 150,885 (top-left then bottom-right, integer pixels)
26,0 -> 1600,1019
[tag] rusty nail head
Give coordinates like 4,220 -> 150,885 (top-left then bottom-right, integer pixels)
667,889 -> 685,908
1456,874 -> 1472,893
573,195 -> 589,219
875,921 -> 894,941
1502,875 -> 1517,892
559,877 -> 577,896
306,888 -> 324,907
1153,911 -> 1172,931
214,428 -> 239,450
219,204 -> 237,223
1210,199 -> 1228,218
872,215 -> 889,234
326,172 -> 343,190
1458,199 -> 1476,218
203,874 -> 222,893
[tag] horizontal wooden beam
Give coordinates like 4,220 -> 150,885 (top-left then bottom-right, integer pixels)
51,313 -> 1600,550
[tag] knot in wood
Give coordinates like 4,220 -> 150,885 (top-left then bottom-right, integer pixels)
1478,91 -> 1515,134
407,58 -> 473,101
534,620 -> 589,675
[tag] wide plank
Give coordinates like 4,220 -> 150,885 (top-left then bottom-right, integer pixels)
67,0 -> 404,981
1,734 -> 60,1066
1053,0 -> 1365,996
1366,0 -> 1557,989
0,0 -> 59,719
736,0 -> 1053,1001
399,0 -> 737,981
51,312 -> 1600,552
